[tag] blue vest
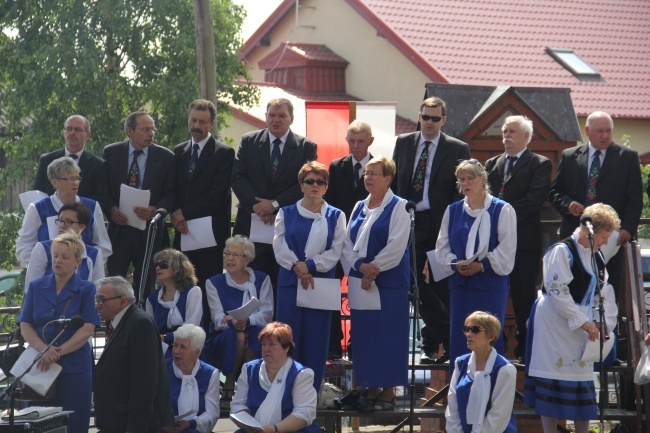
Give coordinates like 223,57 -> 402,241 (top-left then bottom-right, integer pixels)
42,240 -> 99,281
34,196 -> 96,245
206,271 -> 267,334
147,287 -> 192,334
167,359 -> 215,419
454,353 -> 517,433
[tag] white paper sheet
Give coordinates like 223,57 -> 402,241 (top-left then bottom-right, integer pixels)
581,332 -> 615,362
119,184 -> 150,230
19,190 -> 48,211
230,412 -> 263,432
10,347 -> 62,396
347,276 -> 381,310
227,297 -> 262,321
180,217 -> 217,251
296,278 -> 341,311
161,341 -> 169,355
599,230 -> 620,264
249,213 -> 274,244
1,406 -> 63,421
46,215 -> 59,240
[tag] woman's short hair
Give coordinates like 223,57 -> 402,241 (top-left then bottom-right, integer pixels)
298,161 -> 329,184
224,235 -> 255,261
51,232 -> 85,259
153,249 -> 198,291
174,323 -> 206,351
366,155 -> 396,179
258,322 -> 295,357
47,157 -> 80,181
465,311 -> 501,344
583,203 -> 621,233
59,203 -> 91,227
455,159 -> 491,194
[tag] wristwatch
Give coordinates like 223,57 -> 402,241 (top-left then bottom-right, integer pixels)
272,200 -> 280,211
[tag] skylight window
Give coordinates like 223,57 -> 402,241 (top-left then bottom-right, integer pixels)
546,48 -> 601,81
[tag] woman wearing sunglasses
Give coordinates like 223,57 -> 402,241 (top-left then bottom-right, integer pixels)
524,203 -> 620,433
145,248 -> 203,358
431,159 -> 516,372
273,161 -> 346,392
446,311 -> 517,433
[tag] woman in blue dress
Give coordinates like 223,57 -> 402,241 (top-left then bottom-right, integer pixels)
15,156 -> 111,265
18,234 -> 101,433
342,156 -> 410,412
203,235 -> 273,408
432,159 -> 516,372
273,161 -> 346,391
145,248 -> 203,357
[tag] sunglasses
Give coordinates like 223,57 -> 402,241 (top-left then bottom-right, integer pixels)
420,114 -> 444,123
302,178 -> 328,186
463,325 -> 486,334
154,260 -> 170,269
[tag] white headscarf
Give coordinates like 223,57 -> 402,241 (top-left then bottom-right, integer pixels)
225,267 -> 258,306
353,190 -> 394,258
463,194 -> 493,261
173,359 -> 200,420
465,347 -> 498,430
157,289 -> 184,329
255,357 -> 293,426
296,199 -> 329,259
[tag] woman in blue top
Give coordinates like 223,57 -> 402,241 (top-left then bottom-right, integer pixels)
273,161 -> 346,391
446,311 -> 517,433
18,234 -> 101,433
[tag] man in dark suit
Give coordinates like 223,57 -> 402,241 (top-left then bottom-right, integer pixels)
392,97 -> 470,364
94,276 -> 173,433
549,111 -> 643,293
171,99 -> 234,328
323,119 -> 373,359
34,115 -> 108,210
231,98 -> 317,293
102,112 -> 175,301
486,115 -> 551,361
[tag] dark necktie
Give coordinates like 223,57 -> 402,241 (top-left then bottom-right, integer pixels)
409,141 -> 431,203
106,322 -> 114,342
586,150 -> 601,204
505,156 -> 518,177
354,162 -> 362,188
128,150 -> 143,188
271,138 -> 282,180
68,154 -> 78,160
188,142 -> 199,181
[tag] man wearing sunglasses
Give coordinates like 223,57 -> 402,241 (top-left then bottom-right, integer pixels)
392,97 -> 470,364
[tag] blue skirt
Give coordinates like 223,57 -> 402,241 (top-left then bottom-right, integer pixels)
202,326 -> 263,375
524,376 -> 597,420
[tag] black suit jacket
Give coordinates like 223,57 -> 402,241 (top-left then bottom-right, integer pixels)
34,148 -> 109,211
231,129 -> 317,235
549,142 -> 643,238
93,304 -> 173,433
485,148 -> 552,252
391,131 -> 470,235
102,141 -> 175,236
172,136 -> 235,250
323,154 -> 372,219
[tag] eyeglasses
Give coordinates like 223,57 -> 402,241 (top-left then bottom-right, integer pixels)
55,218 -> 81,227
94,295 -> 123,305
463,325 -> 486,334
138,127 -> 157,133
363,170 -> 384,178
456,176 -> 478,184
55,176 -> 82,183
302,179 -> 328,186
154,260 -> 169,269
63,126 -> 88,133
420,114 -> 444,123
223,251 -> 246,258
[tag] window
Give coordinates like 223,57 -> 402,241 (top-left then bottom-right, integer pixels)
546,48 -> 601,81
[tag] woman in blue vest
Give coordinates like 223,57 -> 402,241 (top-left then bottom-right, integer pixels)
231,322 -> 321,433
16,156 -> 111,266
273,161 -> 346,391
342,156 -> 410,412
145,248 -> 203,358
25,202 -> 104,288
432,159 -> 516,372
203,235 -> 273,409
162,324 -> 220,433
446,311 -> 517,433
524,203 -> 620,433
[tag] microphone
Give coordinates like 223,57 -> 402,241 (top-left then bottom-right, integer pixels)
51,315 -> 85,330
150,208 -> 168,224
580,214 -> 594,237
405,201 -> 417,226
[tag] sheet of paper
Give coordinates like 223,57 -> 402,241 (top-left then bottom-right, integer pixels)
10,347 -> 62,396
599,230 -> 620,264
1,406 -> 62,421
175,410 -> 194,422
581,332 -> 615,362
227,297 -> 262,321
46,215 -> 59,240
296,277 -> 341,311
249,213 -> 274,244
180,217 -> 217,251
427,250 -> 453,282
347,276 -> 381,310
230,412 -> 263,432
19,190 -> 48,211
119,184 -> 150,230
161,341 -> 169,355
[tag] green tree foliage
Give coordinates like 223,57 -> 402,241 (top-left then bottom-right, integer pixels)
0,0 -> 258,194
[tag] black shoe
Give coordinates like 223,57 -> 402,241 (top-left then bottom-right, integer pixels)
516,356 -> 525,365
434,352 -> 449,364
419,348 -> 436,365
513,344 -> 525,360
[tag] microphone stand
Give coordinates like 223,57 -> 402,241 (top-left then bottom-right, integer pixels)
0,323 -> 74,433
406,210 -> 420,433
138,215 -> 164,307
